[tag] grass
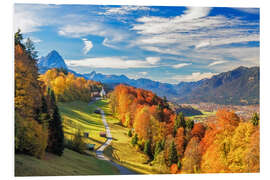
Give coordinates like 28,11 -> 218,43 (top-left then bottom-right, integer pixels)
15,149 -> 119,176
99,99 -> 170,174
187,110 -> 216,122
58,100 -> 107,150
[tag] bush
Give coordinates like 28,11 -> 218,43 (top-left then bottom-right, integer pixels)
15,113 -> 48,159
66,131 -> 86,154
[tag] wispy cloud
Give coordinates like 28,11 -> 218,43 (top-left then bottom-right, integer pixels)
172,72 -> 216,82
65,57 -> 159,69
172,63 -> 192,69
82,38 -> 93,55
208,60 -> 227,67
146,57 -> 160,65
99,6 -> 151,15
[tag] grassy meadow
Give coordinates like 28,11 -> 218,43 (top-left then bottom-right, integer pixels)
58,100 -> 107,150
15,149 -> 119,176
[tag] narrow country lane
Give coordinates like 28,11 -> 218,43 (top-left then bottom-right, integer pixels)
90,101 -> 137,175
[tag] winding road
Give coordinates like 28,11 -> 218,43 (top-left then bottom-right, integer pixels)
90,101 -> 137,175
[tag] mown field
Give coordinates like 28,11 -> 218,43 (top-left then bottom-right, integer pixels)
100,99 -> 170,174
58,100 -> 107,150
15,149 -> 119,176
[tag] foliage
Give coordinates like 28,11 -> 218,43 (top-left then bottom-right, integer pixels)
168,141 -> 178,166
144,139 -> 152,159
15,113 -> 48,159
46,89 -> 64,156
185,119 -> 194,130
128,129 -> 132,137
69,131 -> 86,154
181,137 -> 201,173
39,68 -> 102,102
131,133 -> 138,146
170,163 -> 178,174
154,141 -> 163,159
251,112 -> 259,126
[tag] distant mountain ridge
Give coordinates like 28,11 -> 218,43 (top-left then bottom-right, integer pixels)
38,50 -> 259,105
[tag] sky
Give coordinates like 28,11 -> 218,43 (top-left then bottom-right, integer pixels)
14,4 -> 259,84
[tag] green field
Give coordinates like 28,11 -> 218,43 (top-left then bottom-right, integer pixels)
15,149 -> 119,176
58,100 -> 107,150
100,99 -> 170,174
187,110 -> 216,122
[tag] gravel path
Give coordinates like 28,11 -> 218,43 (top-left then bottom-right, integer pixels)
90,103 -> 137,175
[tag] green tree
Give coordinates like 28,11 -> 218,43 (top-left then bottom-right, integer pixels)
168,141 -> 178,166
186,119 -> 194,130
128,129 -> 132,137
25,38 -> 38,59
71,130 -> 86,154
154,141 -> 163,159
47,89 -> 64,156
144,139 -> 152,158
131,133 -> 138,146
15,29 -> 23,46
251,112 -> 259,126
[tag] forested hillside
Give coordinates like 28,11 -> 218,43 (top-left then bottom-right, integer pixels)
39,68 -> 102,102
15,30 -> 64,158
109,84 -> 260,173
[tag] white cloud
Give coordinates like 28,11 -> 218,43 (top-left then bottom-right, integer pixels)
172,63 -> 192,69
65,57 -> 158,69
172,72 -> 216,82
82,38 -> 93,54
208,60 -> 227,67
22,36 -> 42,43
234,8 -> 259,14
146,57 -> 160,65
58,23 -> 129,49
99,6 -> 151,15
14,7 -> 43,33
139,72 -> 148,76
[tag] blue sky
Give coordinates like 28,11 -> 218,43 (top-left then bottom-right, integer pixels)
14,4 -> 259,84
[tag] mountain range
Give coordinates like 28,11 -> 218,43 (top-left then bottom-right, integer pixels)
38,50 -> 260,105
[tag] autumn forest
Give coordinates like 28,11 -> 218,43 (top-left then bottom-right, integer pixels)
14,5 -> 260,175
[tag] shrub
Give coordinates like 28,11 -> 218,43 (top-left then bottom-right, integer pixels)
70,131 -> 86,154
15,113 -> 48,159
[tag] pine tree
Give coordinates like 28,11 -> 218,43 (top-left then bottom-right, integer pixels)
144,139 -> 152,158
47,89 -> 64,156
131,133 -> 138,146
251,112 -> 259,126
168,141 -> 178,166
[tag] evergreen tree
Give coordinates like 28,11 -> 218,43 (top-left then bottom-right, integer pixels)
131,133 -> 138,146
251,112 -> 259,126
47,90 -> 64,156
15,29 -> 23,46
168,141 -> 178,166
154,141 -> 163,159
144,139 -> 152,158
25,38 -> 38,59
128,129 -> 132,137
186,119 -> 194,130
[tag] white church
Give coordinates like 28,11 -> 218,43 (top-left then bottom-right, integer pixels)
99,87 -> 106,98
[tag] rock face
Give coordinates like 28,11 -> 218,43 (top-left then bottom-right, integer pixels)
38,50 -> 68,73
